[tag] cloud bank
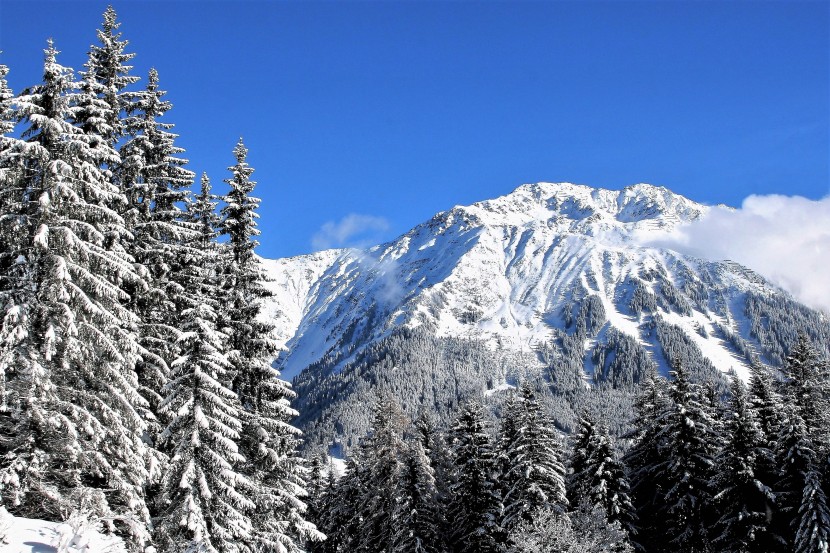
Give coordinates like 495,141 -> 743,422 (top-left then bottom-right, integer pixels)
641,194 -> 830,314
311,213 -> 391,251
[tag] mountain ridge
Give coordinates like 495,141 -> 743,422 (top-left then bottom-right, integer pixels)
259,182 -> 829,449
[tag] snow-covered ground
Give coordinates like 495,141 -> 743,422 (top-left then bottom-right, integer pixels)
0,511 -> 126,553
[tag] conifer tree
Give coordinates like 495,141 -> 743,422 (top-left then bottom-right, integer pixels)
220,138 -> 320,551
783,334 -> 829,453
495,391 -> 520,500
80,6 -> 140,148
794,467 -> 830,553
567,413 -> 635,534
447,401 -> 502,553
393,441 -> 444,553
355,396 -> 407,552
776,406 -> 821,551
623,366 -> 669,552
501,383 -> 567,529
656,359 -> 717,552
711,375 -> 775,553
156,192 -> 253,552
0,41 -> 149,544
414,412 -> 453,540
317,454 -> 364,553
747,363 -> 785,453
118,68 -> 194,425
0,60 -> 25,299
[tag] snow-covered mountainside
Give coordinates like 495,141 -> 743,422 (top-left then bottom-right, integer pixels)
261,182 -> 829,449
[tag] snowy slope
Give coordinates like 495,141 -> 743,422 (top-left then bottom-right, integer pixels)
262,182 -> 825,384
0,510 -> 126,553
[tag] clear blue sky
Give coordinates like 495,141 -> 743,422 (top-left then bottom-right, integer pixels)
2,1 -> 828,259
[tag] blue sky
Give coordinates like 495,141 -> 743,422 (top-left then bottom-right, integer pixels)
1,1 -> 828,259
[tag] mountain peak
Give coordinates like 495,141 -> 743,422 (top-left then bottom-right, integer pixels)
452,182 -> 706,234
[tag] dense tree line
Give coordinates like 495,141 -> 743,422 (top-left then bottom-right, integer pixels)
310,334 -> 830,553
0,8 -> 319,552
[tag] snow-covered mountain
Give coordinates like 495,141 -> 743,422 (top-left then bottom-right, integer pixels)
260,182 -> 829,449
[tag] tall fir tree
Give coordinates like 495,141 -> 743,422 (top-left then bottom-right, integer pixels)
623,366 -> 669,551
118,68 -> 194,426
776,406 -> 822,551
656,359 -> 717,553
501,383 -> 567,530
414,411 -> 453,541
156,189 -> 254,553
80,6 -> 140,149
220,138 -> 320,551
392,441 -> 444,553
711,375 -> 776,553
794,466 -> 830,553
567,412 -> 635,536
447,401 -> 502,553
0,41 -> 150,545
783,334 -> 829,453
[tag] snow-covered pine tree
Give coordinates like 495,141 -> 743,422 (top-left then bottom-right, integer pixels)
775,405 -> 821,551
414,411 -> 453,541
220,138 -> 320,551
567,412 -> 598,508
501,383 -> 567,530
392,440 -> 444,553
314,454 -> 363,553
567,412 -> 635,535
117,68 -> 195,431
156,187 -> 254,553
794,465 -> 830,553
0,41 -> 149,544
447,401 -> 502,553
495,390 -> 520,500
783,334 -> 830,454
623,366 -> 669,552
655,358 -> 717,552
354,395 -> 408,553
0,60 -> 24,298
711,375 -> 776,553
303,452 -> 327,542
80,6 -> 140,149
748,363 -> 785,452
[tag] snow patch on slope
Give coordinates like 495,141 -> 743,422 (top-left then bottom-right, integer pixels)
0,511 -> 126,553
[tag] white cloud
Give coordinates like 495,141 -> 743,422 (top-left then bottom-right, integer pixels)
311,213 -> 391,251
640,194 -> 830,314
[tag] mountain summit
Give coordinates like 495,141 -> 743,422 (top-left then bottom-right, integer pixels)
261,183 -> 828,449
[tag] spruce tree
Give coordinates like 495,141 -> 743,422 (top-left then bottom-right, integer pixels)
783,334 -> 829,453
776,406 -> 820,551
118,68 -> 195,424
656,359 -> 717,552
711,375 -> 775,553
81,5 -> 140,148
501,383 -> 567,529
623,367 -> 669,552
794,467 -> 830,553
393,441 -> 444,553
0,41 -> 149,544
568,412 -> 635,535
447,401 -> 502,553
414,411 -> 453,540
156,191 -> 253,552
220,138 -> 320,551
